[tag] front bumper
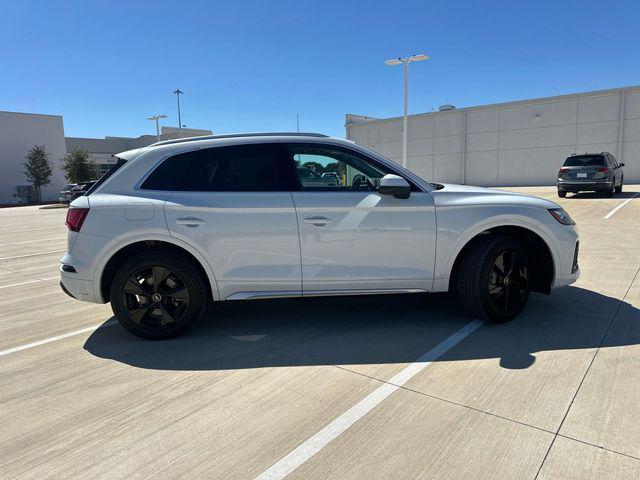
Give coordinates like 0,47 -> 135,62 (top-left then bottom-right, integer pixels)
554,266 -> 580,288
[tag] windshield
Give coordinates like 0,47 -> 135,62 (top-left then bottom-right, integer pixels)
563,155 -> 605,167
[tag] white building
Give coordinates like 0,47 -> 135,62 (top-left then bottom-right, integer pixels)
0,110 -> 211,205
0,111 -> 68,204
66,126 -> 212,176
346,86 -> 640,186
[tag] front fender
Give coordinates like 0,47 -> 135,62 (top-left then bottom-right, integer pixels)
433,206 -> 560,292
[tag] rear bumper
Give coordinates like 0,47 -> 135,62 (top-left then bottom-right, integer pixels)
558,180 -> 612,191
60,268 -> 100,303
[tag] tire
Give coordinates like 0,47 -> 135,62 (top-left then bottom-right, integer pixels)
558,190 -> 567,198
605,183 -> 615,197
615,177 -> 623,193
454,235 -> 530,324
110,251 -> 207,339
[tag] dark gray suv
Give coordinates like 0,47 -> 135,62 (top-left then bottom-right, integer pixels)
557,152 -> 624,198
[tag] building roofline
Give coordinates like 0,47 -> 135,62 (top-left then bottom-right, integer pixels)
346,85 -> 640,125
0,110 -> 63,119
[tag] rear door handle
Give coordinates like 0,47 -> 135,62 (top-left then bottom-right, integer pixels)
176,217 -> 206,227
303,216 -> 332,226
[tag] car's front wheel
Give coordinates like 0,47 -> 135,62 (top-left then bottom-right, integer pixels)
110,251 -> 207,339
558,190 -> 567,198
454,235 -> 530,323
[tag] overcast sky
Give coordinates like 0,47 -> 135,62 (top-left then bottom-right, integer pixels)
2,0 -> 639,139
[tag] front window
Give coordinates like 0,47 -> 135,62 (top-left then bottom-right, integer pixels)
288,145 -> 391,192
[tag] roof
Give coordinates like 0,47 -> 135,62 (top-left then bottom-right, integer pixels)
150,132 -> 329,147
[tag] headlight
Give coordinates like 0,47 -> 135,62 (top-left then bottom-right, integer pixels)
548,208 -> 575,225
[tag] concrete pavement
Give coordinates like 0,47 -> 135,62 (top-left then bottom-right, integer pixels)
0,186 -> 639,479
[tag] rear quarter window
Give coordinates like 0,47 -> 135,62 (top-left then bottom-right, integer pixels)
141,144 -> 281,192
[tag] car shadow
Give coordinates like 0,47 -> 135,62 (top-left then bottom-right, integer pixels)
84,286 -> 639,371
568,191 -> 639,199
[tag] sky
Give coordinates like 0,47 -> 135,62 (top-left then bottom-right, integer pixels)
1,0 -> 639,139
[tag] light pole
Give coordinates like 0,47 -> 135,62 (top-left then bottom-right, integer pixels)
173,89 -> 184,132
147,114 -> 167,142
385,54 -> 429,168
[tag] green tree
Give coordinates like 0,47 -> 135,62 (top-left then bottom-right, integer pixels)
61,148 -> 98,183
23,145 -> 52,202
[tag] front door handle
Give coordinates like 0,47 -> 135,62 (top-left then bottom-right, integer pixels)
303,216 -> 332,226
176,217 -> 206,227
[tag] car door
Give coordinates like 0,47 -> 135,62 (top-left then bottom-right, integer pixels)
150,143 -> 302,300
286,143 -> 437,294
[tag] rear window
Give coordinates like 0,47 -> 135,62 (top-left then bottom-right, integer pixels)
141,144 -> 280,192
563,155 -> 605,167
85,158 -> 127,195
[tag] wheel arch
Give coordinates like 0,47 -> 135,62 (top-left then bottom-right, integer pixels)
444,220 -> 557,295
95,235 -> 220,303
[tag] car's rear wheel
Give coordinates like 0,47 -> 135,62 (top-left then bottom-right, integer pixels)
110,251 -> 207,339
455,235 -> 530,323
605,182 -> 615,197
558,190 -> 567,198
615,177 -> 623,193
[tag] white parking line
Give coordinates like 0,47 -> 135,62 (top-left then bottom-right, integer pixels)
0,237 -> 63,246
0,276 -> 59,290
255,319 -> 483,480
0,321 -> 116,358
604,192 -> 640,219
0,250 -> 65,261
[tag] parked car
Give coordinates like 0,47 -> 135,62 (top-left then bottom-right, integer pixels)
557,152 -> 624,197
297,167 -> 338,186
60,133 -> 579,339
59,184 -> 78,203
71,181 -> 97,200
322,171 -> 341,185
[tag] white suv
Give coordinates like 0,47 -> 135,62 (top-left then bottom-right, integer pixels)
60,133 -> 580,339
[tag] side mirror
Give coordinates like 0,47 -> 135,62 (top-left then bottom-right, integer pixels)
619,162 -> 625,167
379,174 -> 411,199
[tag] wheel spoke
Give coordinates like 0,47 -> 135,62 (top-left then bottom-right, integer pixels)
494,255 -> 505,275
503,251 -> 514,275
124,278 -> 152,297
158,303 -> 177,326
504,284 -> 511,311
166,286 -> 189,302
129,304 -> 152,324
152,266 -> 170,291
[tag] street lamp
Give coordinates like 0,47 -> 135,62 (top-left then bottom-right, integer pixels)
173,89 -> 184,132
147,114 -> 167,142
385,53 -> 429,168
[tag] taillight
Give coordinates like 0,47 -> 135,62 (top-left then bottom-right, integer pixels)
66,208 -> 89,232
597,167 -> 609,173
559,168 -> 569,174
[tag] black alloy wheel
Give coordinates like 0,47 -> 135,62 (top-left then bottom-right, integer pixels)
487,248 -> 529,317
123,266 -> 190,329
455,235 -> 531,323
111,251 -> 207,339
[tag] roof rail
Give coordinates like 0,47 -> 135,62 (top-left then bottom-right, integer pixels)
151,132 -> 329,147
